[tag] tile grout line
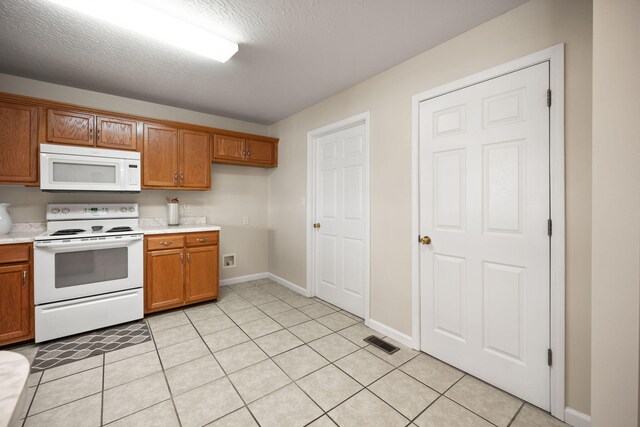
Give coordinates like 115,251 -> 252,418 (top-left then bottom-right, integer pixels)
100,353 -> 105,426
145,317 -> 184,427
506,402 -> 526,426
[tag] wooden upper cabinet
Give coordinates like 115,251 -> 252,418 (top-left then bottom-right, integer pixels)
46,108 -> 95,146
212,133 -> 278,168
96,115 -> 138,151
246,138 -> 277,166
0,101 -> 38,184
143,123 -> 179,188
212,134 -> 245,163
179,129 -> 210,189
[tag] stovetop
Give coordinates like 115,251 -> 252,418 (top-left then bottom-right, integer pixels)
36,203 -> 142,241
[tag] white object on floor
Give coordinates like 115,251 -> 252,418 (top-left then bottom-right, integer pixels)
0,351 -> 30,427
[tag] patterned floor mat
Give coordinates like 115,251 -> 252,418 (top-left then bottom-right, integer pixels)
31,321 -> 151,372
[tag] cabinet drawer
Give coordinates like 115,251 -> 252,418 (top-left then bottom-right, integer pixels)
0,243 -> 30,264
186,231 -> 218,247
146,235 -> 185,251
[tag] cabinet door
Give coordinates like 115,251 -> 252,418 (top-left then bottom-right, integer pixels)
0,263 -> 30,344
145,249 -> 184,312
185,245 -> 218,303
212,134 -> 245,163
245,139 -> 277,166
0,102 -> 38,184
143,123 -> 179,188
179,129 -> 211,189
96,116 -> 138,151
46,108 -> 95,146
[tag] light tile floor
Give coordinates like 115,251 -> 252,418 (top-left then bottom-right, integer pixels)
10,279 -> 568,427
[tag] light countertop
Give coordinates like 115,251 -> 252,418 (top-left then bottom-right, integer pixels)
0,218 -> 220,245
140,224 -> 221,235
138,217 -> 220,235
0,223 -> 45,245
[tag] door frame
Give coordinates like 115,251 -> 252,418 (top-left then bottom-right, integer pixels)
410,44 -> 565,419
306,111 -> 371,322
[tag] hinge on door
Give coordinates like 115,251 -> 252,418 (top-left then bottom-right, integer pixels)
547,89 -> 552,107
548,348 -> 553,366
547,219 -> 552,237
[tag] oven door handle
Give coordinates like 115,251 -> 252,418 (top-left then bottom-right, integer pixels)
34,235 -> 143,250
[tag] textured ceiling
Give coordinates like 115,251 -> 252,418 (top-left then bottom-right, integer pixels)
0,0 -> 527,124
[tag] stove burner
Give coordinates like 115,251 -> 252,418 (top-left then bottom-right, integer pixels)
106,226 -> 134,233
51,228 -> 86,236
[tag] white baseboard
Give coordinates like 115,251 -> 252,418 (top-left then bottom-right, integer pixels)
564,407 -> 591,427
267,273 -> 309,297
365,318 -> 414,348
220,272 -> 269,287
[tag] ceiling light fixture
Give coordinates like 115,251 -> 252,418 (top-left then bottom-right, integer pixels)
47,0 -> 238,62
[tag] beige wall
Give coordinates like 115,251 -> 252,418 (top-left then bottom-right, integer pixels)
0,74 -> 270,281
267,0 -> 593,414
591,0 -> 640,424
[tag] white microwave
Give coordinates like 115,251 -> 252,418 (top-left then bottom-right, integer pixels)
40,144 -> 141,192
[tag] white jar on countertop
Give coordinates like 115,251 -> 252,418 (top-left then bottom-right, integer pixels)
0,203 -> 12,235
167,203 -> 180,226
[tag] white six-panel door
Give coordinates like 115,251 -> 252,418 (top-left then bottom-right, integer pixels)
419,62 -> 551,409
314,123 -> 367,317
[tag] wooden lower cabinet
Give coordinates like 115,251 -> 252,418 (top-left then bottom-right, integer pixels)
144,231 -> 219,313
145,248 -> 185,312
0,243 -> 34,346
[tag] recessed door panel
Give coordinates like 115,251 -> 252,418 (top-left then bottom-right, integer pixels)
344,165 -> 363,220
433,254 -> 466,341
433,105 -> 466,138
434,149 -> 465,230
483,262 -> 525,363
483,140 -> 525,234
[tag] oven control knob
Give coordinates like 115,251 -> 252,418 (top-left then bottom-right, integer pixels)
128,207 -> 135,212
120,207 -> 127,213
51,208 -> 60,214
61,208 -> 70,214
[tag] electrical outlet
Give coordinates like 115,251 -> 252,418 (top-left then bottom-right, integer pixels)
242,216 -> 249,225
182,204 -> 191,213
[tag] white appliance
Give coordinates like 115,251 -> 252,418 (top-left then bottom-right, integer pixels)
40,144 -> 141,192
34,203 -> 144,342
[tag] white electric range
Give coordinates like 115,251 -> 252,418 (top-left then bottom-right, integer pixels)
34,203 -> 144,342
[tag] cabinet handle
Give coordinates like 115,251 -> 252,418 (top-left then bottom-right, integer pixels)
180,172 -> 184,182
174,172 -> 178,183
22,271 -> 26,287
246,151 -> 251,157
196,237 -> 208,242
180,253 -> 184,264
160,241 -> 173,246
90,128 -> 93,139
187,253 -> 190,263
97,129 -> 101,141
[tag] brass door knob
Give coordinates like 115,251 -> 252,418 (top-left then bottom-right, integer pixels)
419,235 -> 431,245
313,223 -> 321,229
